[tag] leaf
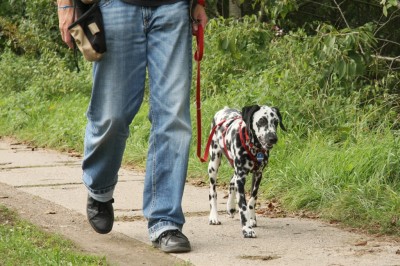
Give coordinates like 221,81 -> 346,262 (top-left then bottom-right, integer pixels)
337,60 -> 347,79
383,6 -> 388,16
220,38 -> 229,50
355,240 -> 368,246
329,36 -> 336,48
348,59 -> 357,76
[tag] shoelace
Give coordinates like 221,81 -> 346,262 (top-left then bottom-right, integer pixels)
94,198 -> 114,213
159,230 -> 184,240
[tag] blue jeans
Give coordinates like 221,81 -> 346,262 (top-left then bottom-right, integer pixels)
82,0 -> 192,241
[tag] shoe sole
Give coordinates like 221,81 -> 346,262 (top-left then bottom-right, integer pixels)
152,242 -> 191,253
88,222 -> 112,234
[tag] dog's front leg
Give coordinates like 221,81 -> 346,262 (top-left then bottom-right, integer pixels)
236,176 -> 256,238
248,171 -> 262,227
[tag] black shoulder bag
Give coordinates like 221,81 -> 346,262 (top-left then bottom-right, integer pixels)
68,0 -> 107,62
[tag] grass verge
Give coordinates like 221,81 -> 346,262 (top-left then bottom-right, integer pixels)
0,205 -> 108,265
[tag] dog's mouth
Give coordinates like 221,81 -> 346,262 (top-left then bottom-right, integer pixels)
260,141 -> 274,150
266,143 -> 274,150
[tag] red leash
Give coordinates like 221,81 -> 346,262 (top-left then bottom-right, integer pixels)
194,23 -> 205,162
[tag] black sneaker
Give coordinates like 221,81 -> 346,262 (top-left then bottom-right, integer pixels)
86,196 -> 114,234
152,230 -> 191,253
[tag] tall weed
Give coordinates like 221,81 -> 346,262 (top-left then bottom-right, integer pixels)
264,129 -> 400,233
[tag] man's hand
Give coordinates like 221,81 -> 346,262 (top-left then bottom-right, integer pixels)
57,1 -> 75,49
192,4 -> 208,35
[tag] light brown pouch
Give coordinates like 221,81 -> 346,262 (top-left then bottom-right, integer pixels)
68,2 -> 106,61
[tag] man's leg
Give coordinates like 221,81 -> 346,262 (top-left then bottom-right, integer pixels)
141,1 -> 193,251
83,0 -> 147,233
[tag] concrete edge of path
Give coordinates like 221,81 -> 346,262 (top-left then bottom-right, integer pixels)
0,181 -> 185,266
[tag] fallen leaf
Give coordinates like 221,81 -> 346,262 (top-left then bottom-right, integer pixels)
355,240 -> 368,246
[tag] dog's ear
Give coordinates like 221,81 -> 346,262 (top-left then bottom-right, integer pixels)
272,107 -> 286,131
241,105 -> 260,131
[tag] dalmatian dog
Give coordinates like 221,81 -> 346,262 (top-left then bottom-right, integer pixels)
207,105 -> 286,238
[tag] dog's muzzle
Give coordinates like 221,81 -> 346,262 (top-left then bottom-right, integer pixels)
263,133 -> 278,149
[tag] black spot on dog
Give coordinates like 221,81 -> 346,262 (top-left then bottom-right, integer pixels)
211,152 -> 216,161
240,212 -> 247,225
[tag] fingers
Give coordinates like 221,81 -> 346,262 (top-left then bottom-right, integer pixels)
63,30 -> 74,49
192,4 -> 208,34
57,7 -> 75,48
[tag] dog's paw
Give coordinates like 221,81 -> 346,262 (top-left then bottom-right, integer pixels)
242,226 -> 256,238
209,213 -> 221,225
209,218 -> 222,225
227,208 -> 236,218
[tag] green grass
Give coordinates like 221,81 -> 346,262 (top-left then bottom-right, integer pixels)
263,131 -> 400,234
0,205 -> 108,265
1,16 -> 399,238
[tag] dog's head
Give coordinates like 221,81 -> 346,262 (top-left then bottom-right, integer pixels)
242,105 -> 286,150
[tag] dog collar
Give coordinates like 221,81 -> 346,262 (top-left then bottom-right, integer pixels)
239,121 -> 268,169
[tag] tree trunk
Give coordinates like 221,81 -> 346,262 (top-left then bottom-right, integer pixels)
229,0 -> 241,18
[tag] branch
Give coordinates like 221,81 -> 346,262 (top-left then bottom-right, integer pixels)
332,0 -> 350,28
372,55 -> 400,64
376,38 -> 400,47
375,7 -> 400,35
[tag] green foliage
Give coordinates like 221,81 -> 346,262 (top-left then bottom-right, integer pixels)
200,17 -> 398,137
0,49 -> 91,151
380,0 -> 399,16
202,16 -> 273,95
0,0 -> 73,66
254,0 -> 298,22
264,130 -> 400,234
0,205 -> 108,265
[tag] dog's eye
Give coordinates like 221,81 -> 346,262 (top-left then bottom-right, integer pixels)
257,117 -> 268,127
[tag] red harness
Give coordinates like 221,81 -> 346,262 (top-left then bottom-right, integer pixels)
238,121 -> 268,169
199,117 -> 268,170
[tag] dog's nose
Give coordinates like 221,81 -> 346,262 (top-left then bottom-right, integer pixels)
267,133 -> 278,144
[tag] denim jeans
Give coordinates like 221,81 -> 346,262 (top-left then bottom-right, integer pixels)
82,0 -> 192,241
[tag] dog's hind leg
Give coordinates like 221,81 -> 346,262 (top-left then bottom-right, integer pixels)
236,176 -> 256,238
208,144 -> 222,225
